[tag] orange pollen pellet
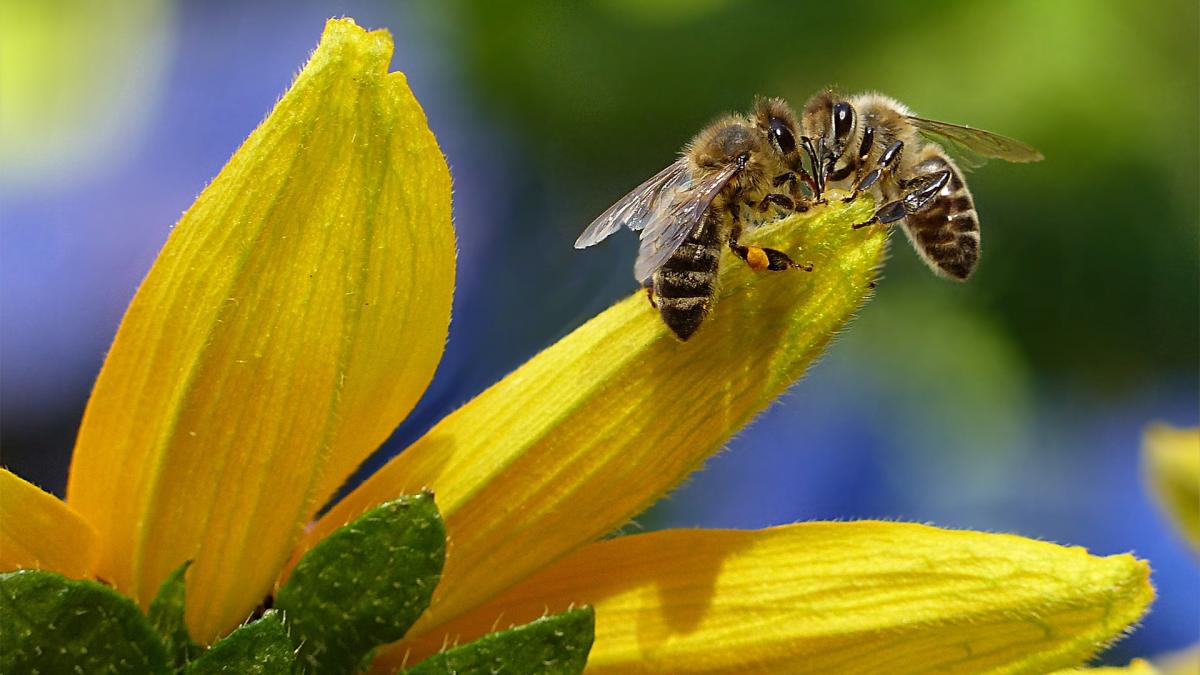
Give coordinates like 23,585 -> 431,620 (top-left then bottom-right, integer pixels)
746,246 -> 770,270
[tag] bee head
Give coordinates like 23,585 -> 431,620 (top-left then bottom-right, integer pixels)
828,101 -> 856,158
753,97 -> 800,160
801,90 -> 857,183
690,116 -> 760,170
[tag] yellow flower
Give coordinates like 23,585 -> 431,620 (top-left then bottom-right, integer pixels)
1,17 -> 1153,673
1135,424 -> 1200,674
1153,645 -> 1200,675
1143,423 -> 1200,551
1050,425 -> 1200,675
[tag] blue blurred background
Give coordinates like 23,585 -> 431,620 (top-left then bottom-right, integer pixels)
2,0 -> 1196,662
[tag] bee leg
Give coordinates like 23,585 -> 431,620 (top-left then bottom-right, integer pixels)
644,283 -> 658,309
777,168 -> 819,204
729,224 -> 814,272
757,193 -> 807,214
759,248 -> 813,272
842,168 -> 881,204
799,171 -> 820,202
775,172 -> 818,210
840,125 -> 877,202
845,138 -> 901,204
853,169 -> 950,229
772,172 -> 795,188
901,170 -> 952,212
757,194 -> 788,211
800,136 -> 828,203
827,162 -> 855,183
853,193 -> 909,229
727,223 -> 767,269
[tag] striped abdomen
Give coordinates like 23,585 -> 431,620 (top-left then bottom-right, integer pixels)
902,149 -> 980,280
653,209 -> 722,340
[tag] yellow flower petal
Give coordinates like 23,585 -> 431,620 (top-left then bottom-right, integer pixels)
0,469 -> 97,579
304,197 -> 885,636
1143,423 -> 1200,550
65,18 -> 453,642
1154,645 -> 1200,675
377,522 -> 1153,673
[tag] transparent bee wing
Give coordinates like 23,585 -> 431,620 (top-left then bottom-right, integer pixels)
574,160 -> 691,249
632,161 -> 740,283
908,116 -> 1043,171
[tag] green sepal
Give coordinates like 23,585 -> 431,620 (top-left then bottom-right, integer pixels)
276,490 -> 445,674
182,610 -> 294,674
0,569 -> 169,674
148,560 -> 203,668
404,606 -> 595,675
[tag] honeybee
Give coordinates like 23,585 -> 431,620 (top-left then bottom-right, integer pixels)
574,98 -> 818,341
802,91 -> 1042,279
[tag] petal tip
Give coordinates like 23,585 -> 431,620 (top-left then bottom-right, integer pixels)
315,17 -> 395,76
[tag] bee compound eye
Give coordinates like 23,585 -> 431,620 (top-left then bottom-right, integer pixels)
769,118 -> 796,155
832,101 -> 855,145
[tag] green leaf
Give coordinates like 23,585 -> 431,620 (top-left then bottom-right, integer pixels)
148,560 -> 203,668
182,610 -> 294,675
404,607 -> 595,675
0,569 -> 169,674
276,491 -> 445,674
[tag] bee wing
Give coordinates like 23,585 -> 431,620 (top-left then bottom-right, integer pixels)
908,116 -> 1043,171
632,161 -> 740,283
574,160 -> 691,249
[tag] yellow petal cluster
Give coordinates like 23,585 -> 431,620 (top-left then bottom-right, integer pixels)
63,18 -> 453,642
1143,424 -> 1200,550
378,522 -> 1152,673
0,469 -> 97,580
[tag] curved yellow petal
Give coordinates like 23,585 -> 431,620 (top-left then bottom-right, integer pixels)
376,522 -> 1153,674
1154,645 -> 1200,675
304,196 -> 885,637
65,18 -> 453,642
1143,423 -> 1200,550
0,469 -> 97,579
